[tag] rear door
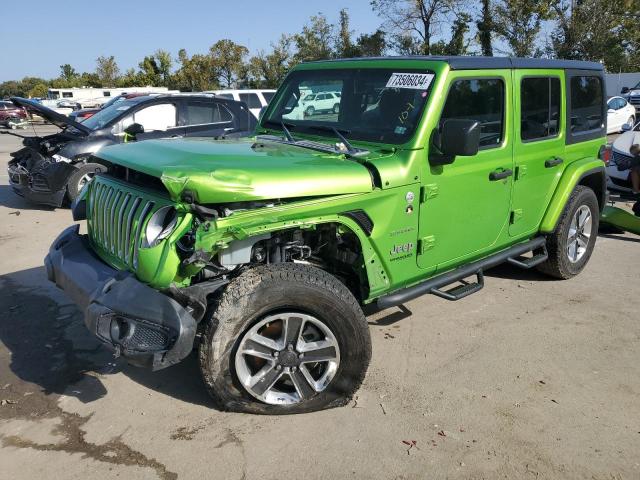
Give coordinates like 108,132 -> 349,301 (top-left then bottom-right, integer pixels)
181,100 -> 235,137
509,71 -> 565,237
417,71 -> 514,272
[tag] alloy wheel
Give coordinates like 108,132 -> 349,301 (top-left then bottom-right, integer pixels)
566,205 -> 592,263
234,312 -> 340,405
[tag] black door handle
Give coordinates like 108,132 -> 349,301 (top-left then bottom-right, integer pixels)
545,157 -> 563,168
489,169 -> 513,181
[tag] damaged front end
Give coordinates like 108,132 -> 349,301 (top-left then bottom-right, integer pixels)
7,135 -> 81,207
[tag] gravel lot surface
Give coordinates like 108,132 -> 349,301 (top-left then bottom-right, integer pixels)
0,126 -> 638,479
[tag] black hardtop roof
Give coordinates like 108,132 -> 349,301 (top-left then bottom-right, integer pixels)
309,56 -> 604,71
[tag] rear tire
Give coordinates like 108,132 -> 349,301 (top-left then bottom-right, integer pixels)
198,263 -> 371,414
536,186 -> 599,279
67,162 -> 106,202
305,106 -> 315,117
333,103 -> 340,114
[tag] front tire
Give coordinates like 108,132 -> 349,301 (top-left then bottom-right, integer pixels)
305,106 -> 315,117
199,263 -> 371,414
66,162 -> 107,202
537,186 -> 599,279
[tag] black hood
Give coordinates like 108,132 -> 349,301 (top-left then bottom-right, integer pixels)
11,97 -> 92,135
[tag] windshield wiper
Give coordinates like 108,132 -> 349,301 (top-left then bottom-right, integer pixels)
304,124 -> 369,157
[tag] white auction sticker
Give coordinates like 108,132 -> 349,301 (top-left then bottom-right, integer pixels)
386,72 -> 434,90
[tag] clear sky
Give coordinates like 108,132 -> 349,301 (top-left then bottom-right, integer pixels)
0,0 -> 383,82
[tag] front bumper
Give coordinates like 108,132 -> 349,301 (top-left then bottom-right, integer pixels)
44,225 -> 197,369
8,161 -> 68,207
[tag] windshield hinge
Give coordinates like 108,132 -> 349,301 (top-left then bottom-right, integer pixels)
420,184 -> 439,203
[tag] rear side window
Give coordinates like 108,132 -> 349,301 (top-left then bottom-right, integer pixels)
239,93 -> 262,109
185,102 -> 233,125
441,78 -> 505,149
569,75 -> 603,134
262,92 -> 276,103
521,77 -> 561,141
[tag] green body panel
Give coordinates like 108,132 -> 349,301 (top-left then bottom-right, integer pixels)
416,69 -> 515,272
539,157 -> 604,233
509,70 -> 567,237
83,58 -> 606,302
600,206 -> 640,235
97,138 -> 374,203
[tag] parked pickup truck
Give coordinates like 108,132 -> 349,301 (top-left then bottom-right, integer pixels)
46,56 -> 607,414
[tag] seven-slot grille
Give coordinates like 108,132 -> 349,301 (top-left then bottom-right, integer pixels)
628,96 -> 640,106
88,177 -> 167,269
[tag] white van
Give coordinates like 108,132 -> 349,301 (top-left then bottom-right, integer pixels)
207,89 -> 276,118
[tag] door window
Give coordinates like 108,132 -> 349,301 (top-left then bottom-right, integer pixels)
239,93 -> 262,109
440,78 -> 505,149
520,77 -> 561,141
184,102 -> 233,125
133,103 -> 177,131
569,75 -> 603,134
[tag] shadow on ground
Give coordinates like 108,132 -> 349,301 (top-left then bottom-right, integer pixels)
0,266 -> 214,414
0,185 -> 56,211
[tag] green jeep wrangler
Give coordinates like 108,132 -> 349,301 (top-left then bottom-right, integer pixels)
45,56 -> 607,414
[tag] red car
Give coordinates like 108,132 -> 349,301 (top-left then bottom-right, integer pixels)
0,100 -> 27,127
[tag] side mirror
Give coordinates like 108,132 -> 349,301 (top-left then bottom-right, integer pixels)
124,122 -> 144,136
430,119 -> 481,166
621,87 -> 630,94
622,123 -> 633,132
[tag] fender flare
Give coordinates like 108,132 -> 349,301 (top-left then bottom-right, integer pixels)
539,159 -> 605,233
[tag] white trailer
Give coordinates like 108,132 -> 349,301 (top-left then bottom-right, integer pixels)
46,87 -> 177,108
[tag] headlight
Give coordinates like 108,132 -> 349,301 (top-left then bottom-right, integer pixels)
142,206 -> 178,248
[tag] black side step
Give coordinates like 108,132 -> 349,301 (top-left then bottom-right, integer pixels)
376,237 -> 547,310
430,270 -> 484,301
507,245 -> 548,269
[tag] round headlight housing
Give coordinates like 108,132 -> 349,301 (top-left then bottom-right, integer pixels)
143,206 -> 178,248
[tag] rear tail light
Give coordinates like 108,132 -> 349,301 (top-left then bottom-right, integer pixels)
599,144 -> 612,164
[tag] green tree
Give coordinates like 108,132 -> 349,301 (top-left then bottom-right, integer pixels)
355,29 -> 387,57
477,0 -> 493,56
335,9 -> 359,58
59,64 -> 78,82
430,13 -> 472,55
154,49 -> 173,85
294,13 -> 335,62
492,0 -> 552,57
371,0 -> 463,55
174,49 -> 217,91
138,55 -> 161,85
248,35 -> 294,88
95,55 -> 120,87
28,82 -> 49,98
209,39 -> 249,88
550,0 -> 638,71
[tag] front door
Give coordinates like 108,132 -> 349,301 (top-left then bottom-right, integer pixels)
509,71 -> 565,237
417,72 -> 514,272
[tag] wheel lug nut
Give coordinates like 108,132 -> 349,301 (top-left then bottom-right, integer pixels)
276,365 -> 282,371
273,351 -> 279,358
291,366 -> 297,372
287,344 -> 294,351
298,353 -> 304,359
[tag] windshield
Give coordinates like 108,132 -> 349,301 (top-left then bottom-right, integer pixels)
82,97 -> 148,130
262,68 -> 435,145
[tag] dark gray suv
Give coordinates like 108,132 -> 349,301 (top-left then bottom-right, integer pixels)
8,94 -> 256,207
